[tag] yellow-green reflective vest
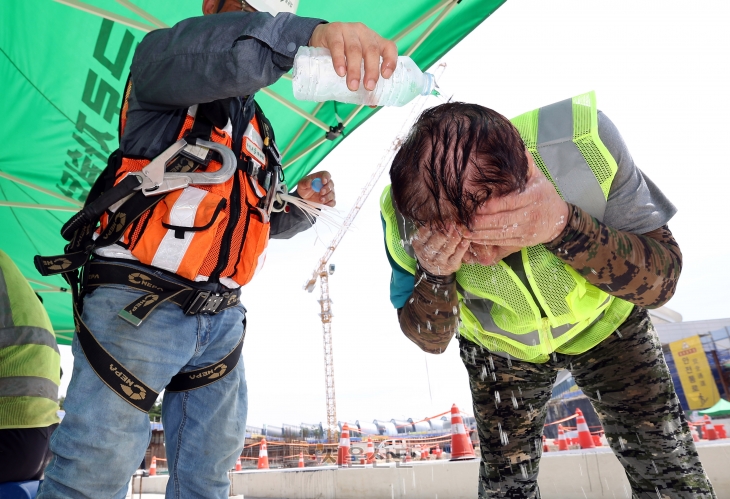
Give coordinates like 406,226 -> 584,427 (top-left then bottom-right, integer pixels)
381,92 -> 634,363
0,250 -> 60,428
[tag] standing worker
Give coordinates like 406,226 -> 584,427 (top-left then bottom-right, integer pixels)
35,1 -> 397,498
0,250 -> 60,484
380,94 -> 716,498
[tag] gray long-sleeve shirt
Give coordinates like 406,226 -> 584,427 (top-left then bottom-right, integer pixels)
120,11 -> 324,238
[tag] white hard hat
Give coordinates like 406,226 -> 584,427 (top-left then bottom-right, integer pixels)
247,0 -> 298,15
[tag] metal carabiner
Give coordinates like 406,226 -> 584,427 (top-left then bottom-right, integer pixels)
134,139 -> 237,196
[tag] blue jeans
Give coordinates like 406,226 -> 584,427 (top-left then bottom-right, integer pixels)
38,281 -> 247,499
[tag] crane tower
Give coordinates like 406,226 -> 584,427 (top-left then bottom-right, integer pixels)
303,66 -> 446,442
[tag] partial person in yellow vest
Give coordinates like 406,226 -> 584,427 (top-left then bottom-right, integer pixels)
0,250 -> 60,484
381,94 -> 716,498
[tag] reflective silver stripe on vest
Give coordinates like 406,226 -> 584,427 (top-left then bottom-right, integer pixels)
0,376 -> 58,401
460,286 -> 608,344
0,268 -> 12,328
459,286 -> 541,346
536,98 -> 607,221
0,326 -> 60,353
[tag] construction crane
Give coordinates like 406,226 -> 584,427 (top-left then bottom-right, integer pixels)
302,65 -> 447,442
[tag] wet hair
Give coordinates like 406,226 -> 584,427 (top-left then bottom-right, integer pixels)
389,102 -> 529,230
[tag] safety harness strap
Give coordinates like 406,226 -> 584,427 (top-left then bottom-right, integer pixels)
74,260 -> 246,412
74,302 -> 245,411
166,327 -> 244,392
74,304 -> 159,412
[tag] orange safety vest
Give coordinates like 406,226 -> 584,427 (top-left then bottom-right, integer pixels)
97,84 -> 273,288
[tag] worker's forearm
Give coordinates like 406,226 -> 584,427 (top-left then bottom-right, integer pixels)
544,204 -> 682,308
131,13 -> 323,110
397,267 -> 459,354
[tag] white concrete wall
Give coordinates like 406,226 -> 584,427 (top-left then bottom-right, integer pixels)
231,442 -> 730,499
130,442 -> 730,498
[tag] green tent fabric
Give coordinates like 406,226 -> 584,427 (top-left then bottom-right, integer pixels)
0,0 -> 505,344
699,398 -> 730,418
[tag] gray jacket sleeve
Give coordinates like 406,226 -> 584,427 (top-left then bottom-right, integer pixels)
269,191 -> 315,239
599,111 -> 677,233
131,12 -> 324,110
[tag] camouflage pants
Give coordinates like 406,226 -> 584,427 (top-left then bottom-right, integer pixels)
459,307 -> 716,499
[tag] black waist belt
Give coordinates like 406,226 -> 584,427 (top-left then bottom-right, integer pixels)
76,261 -> 246,412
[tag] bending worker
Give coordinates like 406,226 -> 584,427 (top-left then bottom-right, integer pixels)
380,93 -> 716,498
0,250 -> 60,485
35,1 -> 397,498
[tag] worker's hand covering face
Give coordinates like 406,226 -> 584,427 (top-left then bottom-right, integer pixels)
308,23 -> 398,92
297,171 -> 336,207
464,153 -> 569,248
411,225 -> 470,276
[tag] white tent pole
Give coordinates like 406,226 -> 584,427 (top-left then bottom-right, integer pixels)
283,136 -> 327,170
0,172 -> 83,207
404,0 -> 458,57
26,278 -> 68,292
27,278 -> 69,293
53,0 -> 156,32
0,201 -> 78,212
343,105 -> 366,128
282,103 -> 325,159
114,0 -> 169,29
392,0 -> 453,43
260,88 -> 330,131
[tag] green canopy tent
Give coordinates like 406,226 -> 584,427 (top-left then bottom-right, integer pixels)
0,0 -> 505,345
699,398 -> 730,418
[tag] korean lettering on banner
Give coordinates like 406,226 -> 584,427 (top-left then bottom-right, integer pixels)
56,20 -> 135,202
668,335 -> 720,410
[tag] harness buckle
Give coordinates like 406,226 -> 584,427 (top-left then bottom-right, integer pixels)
183,290 -> 234,315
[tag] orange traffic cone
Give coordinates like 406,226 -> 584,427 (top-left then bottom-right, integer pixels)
575,409 -> 595,449
235,455 -> 242,471
149,456 -> 157,476
404,446 -> 412,463
557,425 -> 568,451
257,439 -> 269,469
691,424 -> 700,442
435,444 -> 443,459
703,415 -> 718,440
717,424 -> 726,439
298,452 -> 304,468
337,424 -> 351,466
542,435 -> 549,452
592,435 -> 602,447
366,437 -> 375,464
449,404 -> 476,460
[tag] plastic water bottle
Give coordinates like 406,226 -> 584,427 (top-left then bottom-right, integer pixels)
292,46 -> 435,107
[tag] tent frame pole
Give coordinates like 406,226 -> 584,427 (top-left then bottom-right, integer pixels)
282,103 -> 325,159
393,0 -> 454,43
260,88 -> 330,132
0,201 -> 78,212
283,137 -> 328,170
53,0 -> 156,32
114,0 -> 169,29
404,0 -> 459,56
0,172 -> 83,207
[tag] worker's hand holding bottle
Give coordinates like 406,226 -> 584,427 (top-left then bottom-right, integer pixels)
297,171 -> 336,207
307,22 -> 398,92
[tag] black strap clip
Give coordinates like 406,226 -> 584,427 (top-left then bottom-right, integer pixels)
184,290 -> 236,315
